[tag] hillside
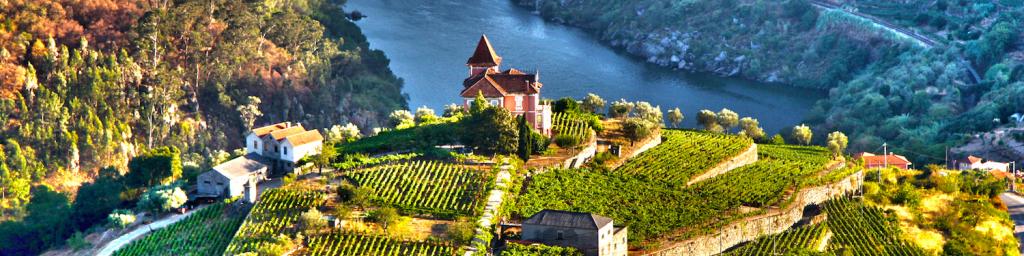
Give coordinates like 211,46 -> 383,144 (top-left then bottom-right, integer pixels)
0,0 -> 406,254
516,0 -> 1024,165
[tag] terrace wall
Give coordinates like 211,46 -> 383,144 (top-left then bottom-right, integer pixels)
644,170 -> 864,256
561,131 -> 599,169
686,143 -> 758,186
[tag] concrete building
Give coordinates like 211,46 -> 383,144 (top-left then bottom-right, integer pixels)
955,155 -> 1010,172
196,154 -> 268,201
521,210 -> 628,256
858,152 -> 913,170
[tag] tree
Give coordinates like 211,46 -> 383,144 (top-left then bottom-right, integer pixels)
107,209 -> 136,228
443,104 -> 465,118
716,108 -> 739,132
609,99 -> 634,118
237,96 -> 263,131
792,124 -> 813,145
368,207 -> 399,231
414,106 -> 438,124
470,91 -> 490,115
125,146 -> 182,188
667,108 -> 684,128
581,93 -> 606,115
697,109 -> 721,131
326,123 -> 360,143
635,101 -> 662,125
71,176 -> 124,230
552,97 -> 580,113
827,131 -> 849,158
622,118 -> 654,146
299,208 -> 327,233
388,109 -> 414,129
137,185 -> 187,213
461,105 -> 518,154
739,117 -> 765,141
312,142 -> 337,174
517,115 -> 532,161
337,182 -> 372,210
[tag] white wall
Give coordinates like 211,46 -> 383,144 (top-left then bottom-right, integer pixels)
280,140 -> 323,163
245,133 -> 261,155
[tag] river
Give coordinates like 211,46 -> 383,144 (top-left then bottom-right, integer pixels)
346,0 -> 825,132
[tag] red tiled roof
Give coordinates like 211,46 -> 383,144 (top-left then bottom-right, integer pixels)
251,122 -> 290,137
966,155 -> 983,164
862,154 -> 912,166
467,35 -> 502,67
460,69 -> 541,97
461,75 -> 509,98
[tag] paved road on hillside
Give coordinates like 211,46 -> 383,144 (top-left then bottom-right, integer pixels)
999,192 -> 1024,254
808,0 -> 937,47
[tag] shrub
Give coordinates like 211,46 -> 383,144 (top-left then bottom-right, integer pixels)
137,185 -> 187,213
554,134 -> 581,148
107,209 -> 136,228
552,97 -> 580,113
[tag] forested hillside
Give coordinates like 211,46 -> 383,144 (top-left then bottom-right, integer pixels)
518,0 -> 1024,164
0,0 -> 405,253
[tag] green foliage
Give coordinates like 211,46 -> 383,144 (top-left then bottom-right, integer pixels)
339,121 -> 460,155
447,219 -> 476,244
501,243 -> 583,256
70,175 -> 124,230
552,97 -> 580,113
725,224 -> 828,255
125,146 -> 182,188
823,198 -> 927,255
581,93 -> 606,115
136,184 -> 187,213
0,186 -> 73,255
792,124 -> 813,145
107,209 -> 136,228
367,207 -> 400,230
553,112 -> 595,145
617,130 -> 751,182
113,202 -> 244,256
225,187 -> 325,254
621,117 -> 655,145
347,161 -> 491,218
517,115 -> 532,161
306,233 -> 458,255
461,105 -> 518,154
299,208 -> 327,233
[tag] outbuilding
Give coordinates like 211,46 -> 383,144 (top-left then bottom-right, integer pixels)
196,154 -> 268,200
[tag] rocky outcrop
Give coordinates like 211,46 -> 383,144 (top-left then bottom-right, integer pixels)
644,170 -> 864,256
687,143 -> 758,186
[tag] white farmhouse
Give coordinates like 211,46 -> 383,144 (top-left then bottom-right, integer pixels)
197,122 -> 324,201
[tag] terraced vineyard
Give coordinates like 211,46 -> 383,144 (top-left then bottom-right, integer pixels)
348,161 -> 491,217
306,233 -> 458,255
552,112 -> 594,142
824,198 -> 927,255
113,203 -> 245,256
616,129 -> 752,182
725,224 -> 828,255
224,187 -> 326,255
516,142 -> 835,245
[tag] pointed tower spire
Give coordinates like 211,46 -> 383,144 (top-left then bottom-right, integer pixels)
467,35 -> 502,68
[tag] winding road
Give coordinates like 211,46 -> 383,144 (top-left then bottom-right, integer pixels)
808,0 -> 937,48
999,192 -> 1024,253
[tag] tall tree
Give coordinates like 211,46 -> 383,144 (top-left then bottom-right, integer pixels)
827,131 -> 849,158
237,96 -> 263,132
716,108 -> 739,132
697,109 -> 721,132
125,147 -> 182,188
667,108 -> 684,128
582,93 -> 606,115
739,117 -> 765,141
517,115 -> 532,161
313,142 -> 337,174
622,118 -> 654,146
792,124 -> 813,145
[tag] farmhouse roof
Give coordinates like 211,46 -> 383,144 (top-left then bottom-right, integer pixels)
523,210 -> 613,230
251,122 -> 292,137
861,153 -> 912,166
270,126 -> 306,141
284,130 -> 324,147
461,69 -> 542,97
966,155 -> 983,164
213,154 -> 268,179
467,35 -> 502,67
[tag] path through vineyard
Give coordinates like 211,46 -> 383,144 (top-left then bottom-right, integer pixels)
95,205 -> 208,256
465,165 -> 511,256
1000,192 -> 1024,254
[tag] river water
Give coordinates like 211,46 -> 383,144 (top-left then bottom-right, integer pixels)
346,0 -> 825,132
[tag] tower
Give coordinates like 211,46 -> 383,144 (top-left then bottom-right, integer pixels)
466,35 -> 502,76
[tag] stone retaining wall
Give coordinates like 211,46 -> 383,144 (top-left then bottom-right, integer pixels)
644,170 -> 864,256
561,131 -> 599,169
687,143 -> 758,186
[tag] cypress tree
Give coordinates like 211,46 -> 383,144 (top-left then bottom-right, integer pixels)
517,115 -> 531,161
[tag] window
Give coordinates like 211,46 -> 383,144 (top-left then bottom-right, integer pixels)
204,181 -> 211,184
556,231 -> 564,240
276,146 -> 280,153
515,96 -> 523,111
490,99 -> 499,106
216,182 -> 223,186
283,146 -> 288,155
